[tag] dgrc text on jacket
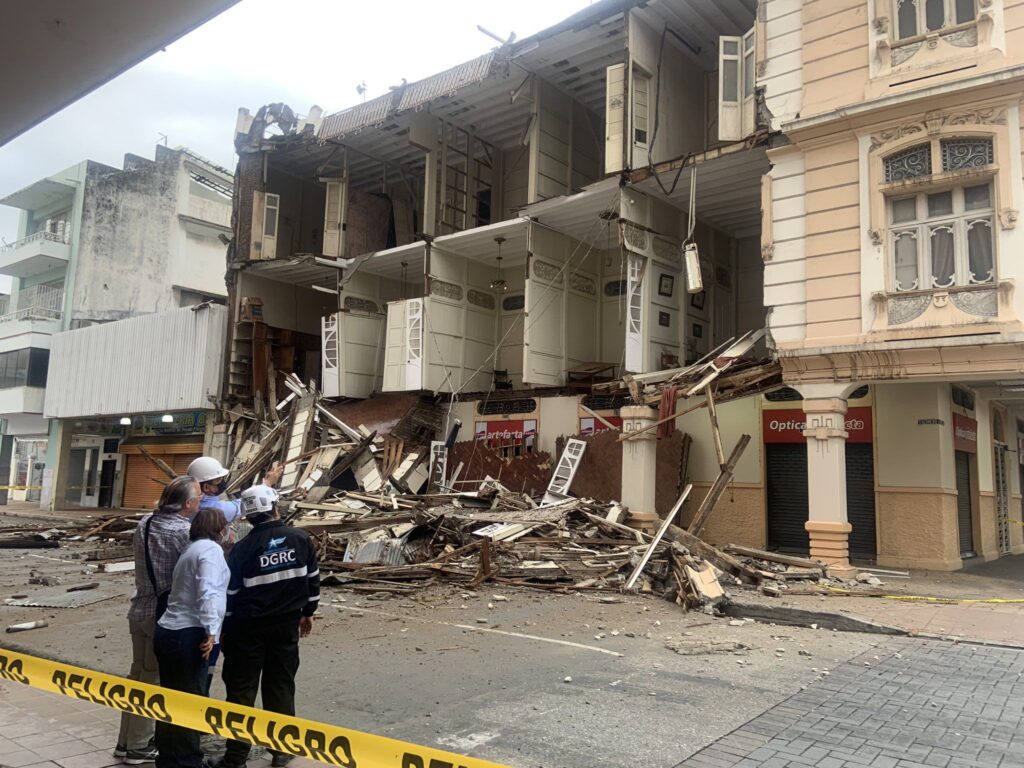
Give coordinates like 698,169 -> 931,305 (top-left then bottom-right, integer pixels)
225,519 -> 320,622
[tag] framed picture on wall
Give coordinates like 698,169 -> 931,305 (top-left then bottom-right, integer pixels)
692,322 -> 703,338
690,291 -> 706,310
658,274 -> 674,297
658,311 -> 671,327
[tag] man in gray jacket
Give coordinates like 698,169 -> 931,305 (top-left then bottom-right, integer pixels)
113,476 -> 200,764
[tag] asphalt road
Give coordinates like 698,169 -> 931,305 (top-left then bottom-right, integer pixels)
0,527 -> 885,768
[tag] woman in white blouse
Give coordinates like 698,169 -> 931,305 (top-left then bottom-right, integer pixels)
153,507 -> 230,768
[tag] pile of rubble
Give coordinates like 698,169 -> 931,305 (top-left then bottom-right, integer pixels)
0,333 -> 893,614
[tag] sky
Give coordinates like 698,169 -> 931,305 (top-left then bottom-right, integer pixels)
0,0 -> 593,246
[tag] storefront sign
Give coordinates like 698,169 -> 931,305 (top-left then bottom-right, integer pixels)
762,407 -> 873,444
129,412 -> 207,437
953,413 -> 978,454
474,419 -> 537,449
579,416 -> 622,436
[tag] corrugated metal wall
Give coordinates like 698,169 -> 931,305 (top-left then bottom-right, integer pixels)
44,305 -> 227,418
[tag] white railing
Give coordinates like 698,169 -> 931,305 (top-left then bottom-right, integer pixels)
0,230 -> 69,253
0,284 -> 64,323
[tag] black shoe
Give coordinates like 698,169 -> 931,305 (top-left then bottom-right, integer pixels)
271,754 -> 296,767
113,744 -> 127,758
123,743 -> 159,765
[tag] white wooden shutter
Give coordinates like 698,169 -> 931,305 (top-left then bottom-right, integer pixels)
605,63 -> 626,174
741,27 -> 757,138
631,69 -> 651,169
383,299 -> 424,392
718,36 -> 743,141
250,190 -> 265,259
323,180 -> 344,257
321,313 -> 340,398
523,260 -> 565,386
261,193 -> 279,260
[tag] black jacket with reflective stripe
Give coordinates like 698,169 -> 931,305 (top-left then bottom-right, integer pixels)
225,519 -> 320,622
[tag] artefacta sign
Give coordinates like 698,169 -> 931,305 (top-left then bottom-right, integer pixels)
952,412 -> 978,454
762,407 -> 873,444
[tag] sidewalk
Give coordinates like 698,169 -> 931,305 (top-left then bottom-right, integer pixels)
0,679 -> 314,768
753,553 -> 1024,646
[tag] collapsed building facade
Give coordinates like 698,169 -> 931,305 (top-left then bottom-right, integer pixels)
219,0 -> 1024,572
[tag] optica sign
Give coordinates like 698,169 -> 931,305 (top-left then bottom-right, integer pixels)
762,407 -> 873,444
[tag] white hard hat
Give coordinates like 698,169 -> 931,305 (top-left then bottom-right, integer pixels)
187,456 -> 229,484
240,484 -> 278,517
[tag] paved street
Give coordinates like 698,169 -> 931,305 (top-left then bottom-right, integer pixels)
678,639 -> 1024,768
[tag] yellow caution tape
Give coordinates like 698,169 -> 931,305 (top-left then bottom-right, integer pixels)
821,584 -> 1024,604
0,648 -> 508,768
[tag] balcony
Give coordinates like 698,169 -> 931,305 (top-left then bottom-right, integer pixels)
0,285 -> 64,325
0,231 -> 70,278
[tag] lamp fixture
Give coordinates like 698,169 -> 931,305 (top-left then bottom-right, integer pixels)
119,417 -> 131,426
161,414 -> 174,424
490,236 -> 508,292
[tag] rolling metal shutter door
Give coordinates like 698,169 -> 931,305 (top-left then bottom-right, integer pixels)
766,443 -> 809,552
955,450 -> 974,557
845,443 -> 877,560
121,454 -> 195,510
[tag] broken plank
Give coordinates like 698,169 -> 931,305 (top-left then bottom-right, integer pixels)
623,484 -> 692,590
663,524 -> 759,583
686,434 -> 751,538
724,545 -> 825,570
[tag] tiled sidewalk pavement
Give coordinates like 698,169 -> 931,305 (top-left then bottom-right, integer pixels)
676,639 -> 1024,768
0,679 -> 315,768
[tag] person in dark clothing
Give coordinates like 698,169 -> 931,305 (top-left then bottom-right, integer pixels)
208,485 -> 319,768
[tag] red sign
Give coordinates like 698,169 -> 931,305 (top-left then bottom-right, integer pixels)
579,416 -> 622,436
762,407 -> 873,444
475,419 -> 537,449
953,413 -> 978,454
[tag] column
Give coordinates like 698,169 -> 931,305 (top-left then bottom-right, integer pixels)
798,383 -> 860,574
620,405 -> 658,516
42,419 -> 73,512
0,432 -> 13,506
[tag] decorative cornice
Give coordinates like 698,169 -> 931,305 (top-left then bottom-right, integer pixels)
870,107 -> 1007,151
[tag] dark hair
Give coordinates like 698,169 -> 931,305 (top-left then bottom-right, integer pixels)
157,476 -> 199,515
190,507 -> 227,542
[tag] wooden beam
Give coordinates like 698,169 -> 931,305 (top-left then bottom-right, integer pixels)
663,524 -> 758,584
624,485 -> 692,590
705,384 -> 725,469
686,434 -> 751,538
618,398 -> 708,442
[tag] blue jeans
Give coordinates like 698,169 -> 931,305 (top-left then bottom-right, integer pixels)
153,625 -> 208,768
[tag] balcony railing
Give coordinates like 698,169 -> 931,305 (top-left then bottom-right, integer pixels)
0,285 -> 64,323
0,230 -> 69,253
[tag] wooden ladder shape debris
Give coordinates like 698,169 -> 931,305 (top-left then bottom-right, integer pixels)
542,438 -> 586,506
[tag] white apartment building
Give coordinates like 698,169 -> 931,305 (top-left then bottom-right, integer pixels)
0,144 -> 232,506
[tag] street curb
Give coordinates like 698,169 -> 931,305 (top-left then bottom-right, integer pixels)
723,599 -> 908,635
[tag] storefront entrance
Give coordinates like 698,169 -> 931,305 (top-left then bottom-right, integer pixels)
764,405 -> 876,560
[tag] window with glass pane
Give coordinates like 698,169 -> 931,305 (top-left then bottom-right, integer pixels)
894,0 -> 976,39
887,181 -> 994,292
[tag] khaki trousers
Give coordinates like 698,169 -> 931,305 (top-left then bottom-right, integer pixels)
116,616 -> 159,750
